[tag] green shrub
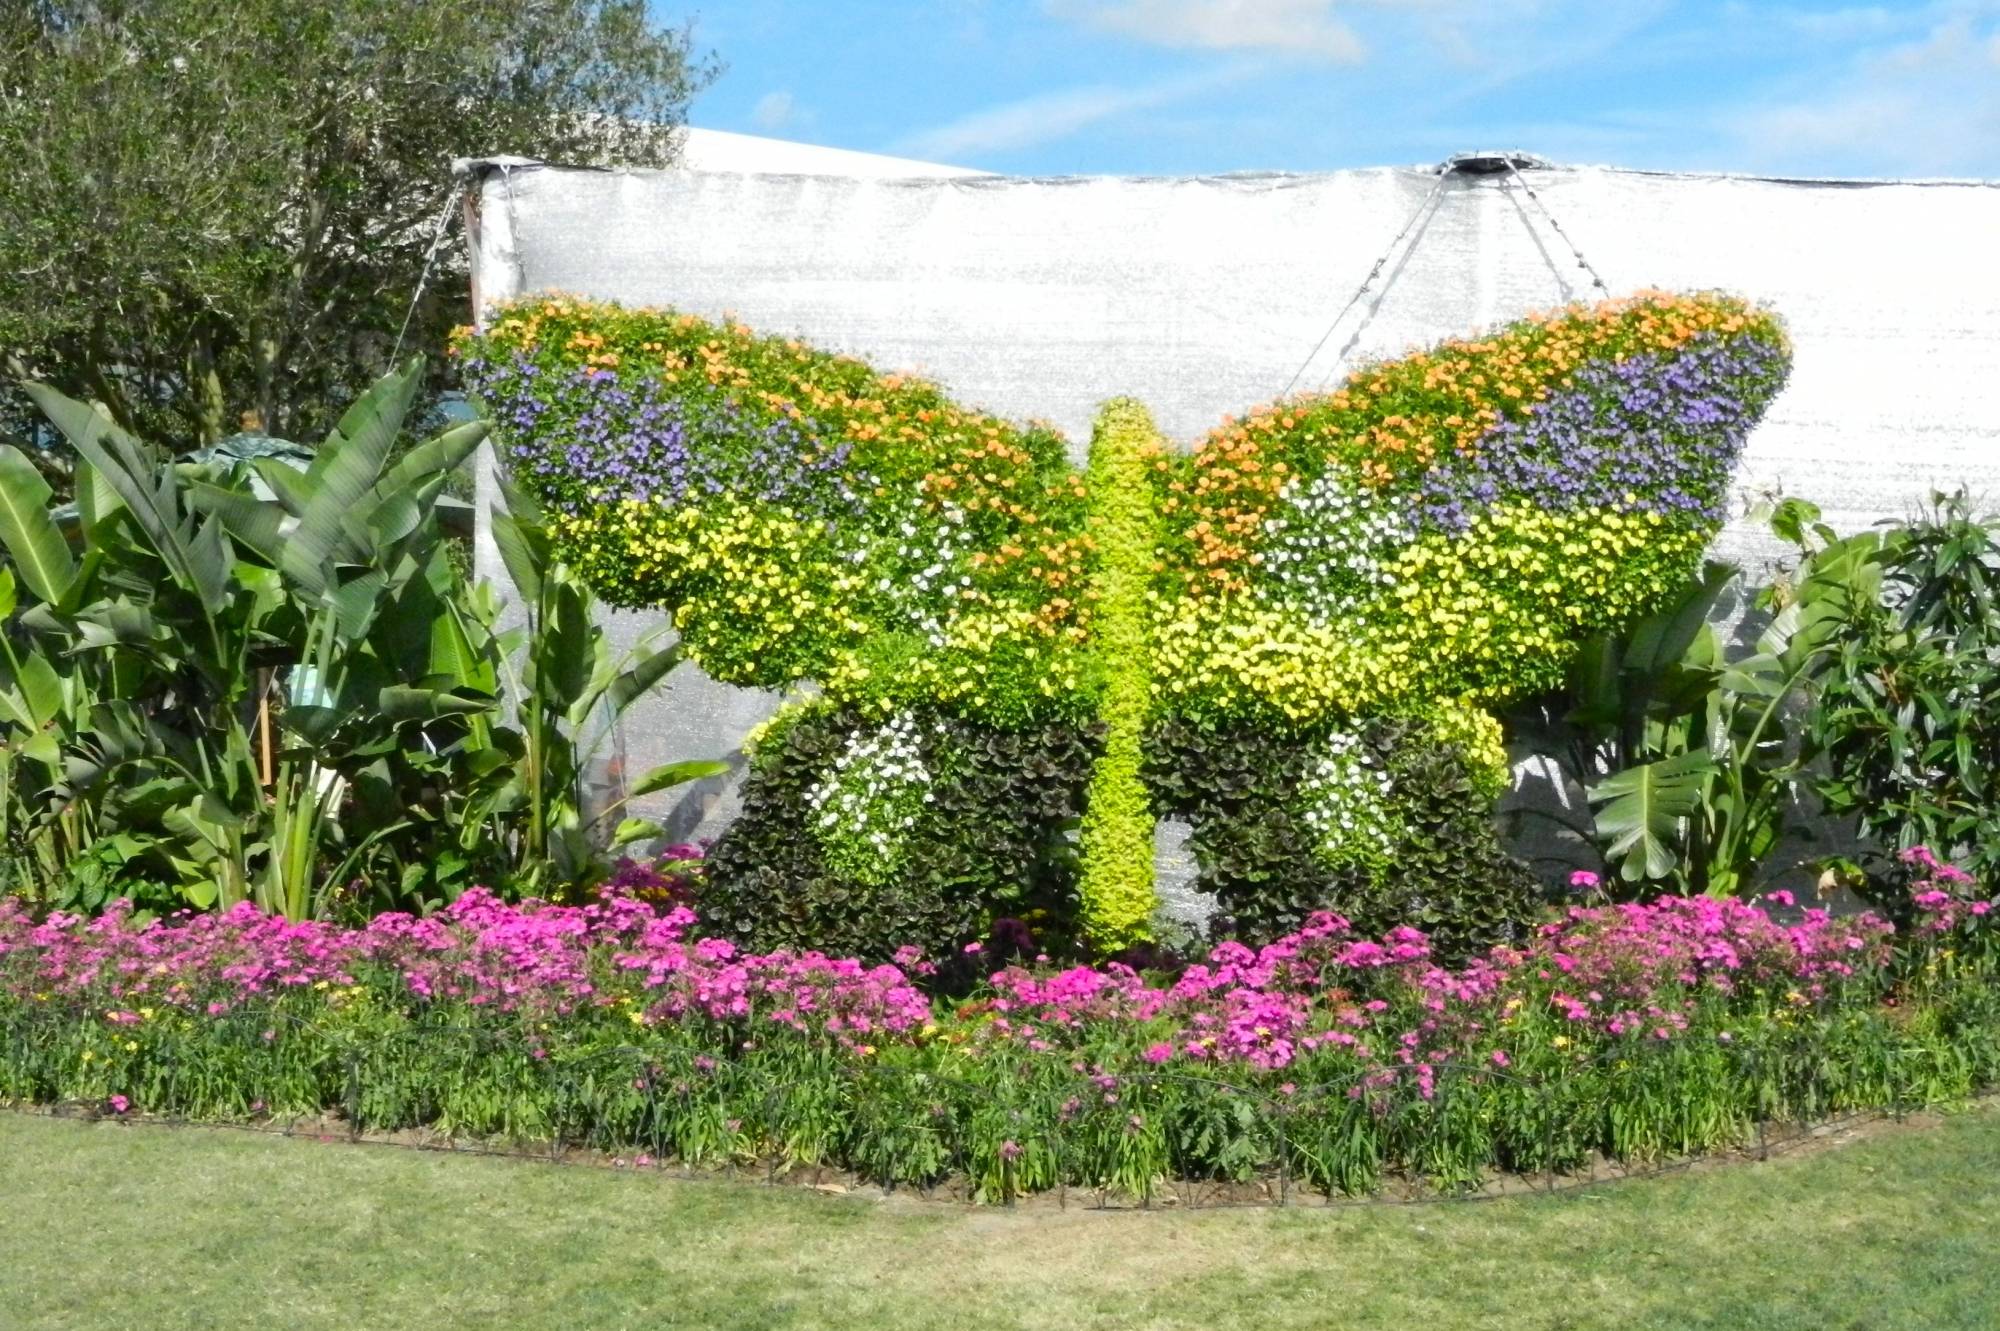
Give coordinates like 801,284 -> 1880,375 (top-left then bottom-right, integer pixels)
1074,398 -> 1165,950
1145,716 -> 1541,958
701,705 -> 1098,961
1807,493 -> 2000,883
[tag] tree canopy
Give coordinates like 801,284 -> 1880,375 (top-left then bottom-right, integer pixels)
0,0 -> 717,445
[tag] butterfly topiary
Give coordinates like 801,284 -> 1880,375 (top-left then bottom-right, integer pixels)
458,291 -> 1790,952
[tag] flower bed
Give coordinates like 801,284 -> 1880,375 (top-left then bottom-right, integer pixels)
4,854 -> 1996,1200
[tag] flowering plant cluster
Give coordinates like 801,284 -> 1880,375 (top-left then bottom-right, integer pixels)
459,291 -> 1786,731
0,883 -> 928,1043
1153,292 -> 1790,722
804,711 -> 940,886
5,854 -> 1995,1199
456,301 -> 1091,723
1296,731 -> 1397,873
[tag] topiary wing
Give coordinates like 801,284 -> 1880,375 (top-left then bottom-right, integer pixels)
1150,291 -> 1792,727
460,299 -> 1093,722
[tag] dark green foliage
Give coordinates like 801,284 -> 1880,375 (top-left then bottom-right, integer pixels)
1357,730 -> 1545,955
1146,717 -> 1543,960
701,707 -> 1099,962
0,0 -> 716,445
1809,492 -> 2000,884
711,706 -> 1539,964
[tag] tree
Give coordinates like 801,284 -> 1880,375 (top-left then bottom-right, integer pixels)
0,0 -> 717,446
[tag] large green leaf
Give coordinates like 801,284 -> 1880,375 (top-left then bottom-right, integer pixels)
311,356 -> 422,491
74,459 -> 124,542
541,581 -> 595,713
606,638 -> 685,714
626,758 -> 729,799
377,685 -> 490,724
281,703 -> 344,749
489,504 -> 547,606
430,601 -> 496,693
1625,561 -> 1736,679
23,382 -> 224,613
0,444 -> 76,602
251,458 -> 314,516
55,699 -> 166,802
73,599 -> 157,650
187,480 -> 286,564
1588,750 -> 1719,882
15,651 -> 65,729
282,362 -> 423,595
359,472 -> 449,553
329,570 -> 388,643
186,512 -> 233,613
374,419 -> 488,498
610,817 -> 666,848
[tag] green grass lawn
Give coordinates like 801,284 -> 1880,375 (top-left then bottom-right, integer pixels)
2,1108 -> 1996,1331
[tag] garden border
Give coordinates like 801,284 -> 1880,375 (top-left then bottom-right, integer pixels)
3,1002 -> 1970,1211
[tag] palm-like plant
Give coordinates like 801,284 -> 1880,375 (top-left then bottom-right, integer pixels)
0,359 -> 720,917
1571,504 -> 1882,897
469,476 -> 724,896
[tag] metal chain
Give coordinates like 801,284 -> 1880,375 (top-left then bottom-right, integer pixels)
1503,158 -> 1610,297
1280,167 -> 1451,399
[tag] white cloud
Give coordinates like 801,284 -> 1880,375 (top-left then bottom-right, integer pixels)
1769,5 -> 1905,42
895,68 -> 1247,159
1045,0 -> 1367,62
750,90 -> 797,132
1726,14 -> 2000,177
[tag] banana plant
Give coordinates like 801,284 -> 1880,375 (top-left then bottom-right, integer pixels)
2,357 -> 715,917
4,361 -> 490,917
0,441 -> 144,895
466,475 -> 725,895
1577,513 -> 1883,897
183,358 -> 491,917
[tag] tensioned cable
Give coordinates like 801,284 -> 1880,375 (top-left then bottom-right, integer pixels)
1279,167 -> 1451,400
1502,157 -> 1609,298
390,188 -> 465,364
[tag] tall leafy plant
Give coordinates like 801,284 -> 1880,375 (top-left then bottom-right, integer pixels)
3,360 -> 490,916
1807,492 -> 2000,882
466,477 -> 726,897
1567,504 -> 1879,896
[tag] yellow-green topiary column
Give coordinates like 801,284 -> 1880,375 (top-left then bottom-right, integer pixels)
1076,398 -> 1165,952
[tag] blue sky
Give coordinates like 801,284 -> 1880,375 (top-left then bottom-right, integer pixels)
685,1 -> 2000,177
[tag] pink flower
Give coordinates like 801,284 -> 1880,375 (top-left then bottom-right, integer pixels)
106,1094 -> 130,1114
1142,1042 -> 1174,1064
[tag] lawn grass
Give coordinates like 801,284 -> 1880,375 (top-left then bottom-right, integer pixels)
2,1107 -> 1996,1330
